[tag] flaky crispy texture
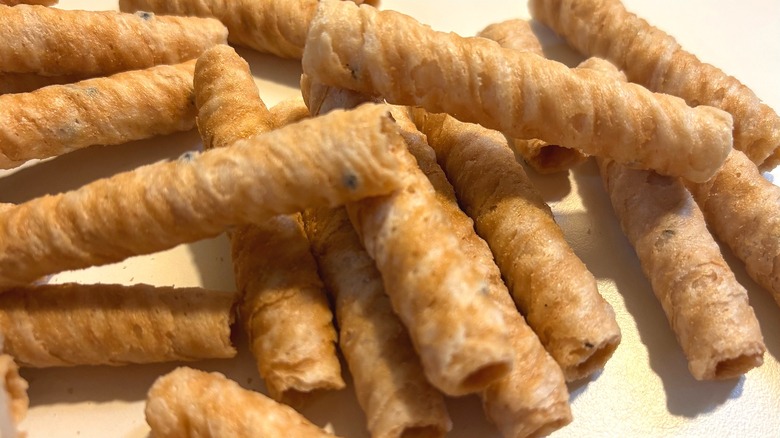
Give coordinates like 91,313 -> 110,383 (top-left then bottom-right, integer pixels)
687,150 -> 780,306
394,107 -> 572,437
414,109 -> 620,382
304,206 -> 452,438
0,61 -> 197,168
0,72 -> 85,95
477,19 -> 587,174
194,45 -> 273,151
302,81 -> 514,397
0,355 -> 28,438
302,0 -> 733,183
0,104 -> 409,291
119,0 -> 315,59
529,0 -> 780,169
0,283 -> 237,367
0,5 -> 227,76
146,367 -> 339,438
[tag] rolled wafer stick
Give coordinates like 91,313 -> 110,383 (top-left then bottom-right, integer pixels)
687,149 -> 780,306
0,355 -> 27,438
0,60 -> 198,168
195,45 -> 343,404
270,98 -> 310,128
302,0 -> 734,183
146,367 -> 340,438
0,283 -> 237,367
119,0 -> 316,59
0,72 -> 84,95
0,104 -> 410,291
529,0 -> 780,169
477,19 -> 587,174
413,108 -> 620,381
0,5 -> 227,76
301,79 -> 514,396
586,57 -> 765,379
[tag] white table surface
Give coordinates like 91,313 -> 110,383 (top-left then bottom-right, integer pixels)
2,1 -> 779,437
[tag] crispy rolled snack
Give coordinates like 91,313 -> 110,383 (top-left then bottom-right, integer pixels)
0,72 -> 84,95
195,45 -> 343,404
687,149 -> 780,305
414,109 -> 620,381
529,0 -> 780,169
0,5 -> 227,76
302,0 -> 734,183
270,98 -> 310,128
0,283 -> 237,367
0,355 -> 28,438
303,81 -> 514,396
477,19 -> 587,174
146,367 -> 339,438
0,104 -> 409,291
119,0 -> 316,59
0,60 -> 197,168
304,206 -> 453,438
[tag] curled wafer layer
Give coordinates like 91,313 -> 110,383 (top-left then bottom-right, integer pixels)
0,104 -> 409,290
0,283 -> 237,367
146,367 -> 339,438
529,0 -> 780,169
0,5 -> 227,76
302,0 -> 734,183
0,60 -> 197,168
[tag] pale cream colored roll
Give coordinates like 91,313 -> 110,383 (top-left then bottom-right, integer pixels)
146,367 -> 339,438
302,0 -> 734,183
414,110 -> 620,382
0,5 -> 227,76
304,206 -> 453,438
0,72 -> 84,95
0,104 -> 409,291
119,0 -> 316,59
0,60 -> 197,167
687,149 -> 780,306
529,0 -> 780,169
477,19 -> 587,174
0,355 -> 28,438
0,283 -> 237,367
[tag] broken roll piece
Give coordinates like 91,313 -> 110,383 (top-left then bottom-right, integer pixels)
0,355 -> 28,438
0,283 -> 237,367
146,367 -> 339,438
302,0 -> 734,183
0,60 -> 197,168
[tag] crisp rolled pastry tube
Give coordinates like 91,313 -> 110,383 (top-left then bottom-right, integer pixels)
529,0 -> 780,169
0,355 -> 28,438
687,149 -> 780,305
119,0 -> 316,59
0,5 -> 227,76
146,367 -> 339,438
270,98 -> 310,128
0,72 -> 84,95
302,0 -> 733,183
414,109 -> 620,382
0,61 -> 197,168
477,19 -> 587,174
0,283 -> 237,367
0,104 -> 409,290
304,206 -> 453,438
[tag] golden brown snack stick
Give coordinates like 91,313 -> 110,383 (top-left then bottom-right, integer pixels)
0,60 -> 197,168
391,106 -> 572,437
0,355 -> 28,438
529,0 -> 780,169
146,367 -> 339,438
0,5 -> 227,76
0,72 -> 84,95
119,0 -> 315,59
195,45 -> 343,404
302,0 -> 734,183
0,283 -> 237,367
0,104 -> 409,291
477,19 -> 587,174
414,109 -> 620,382
270,98 -> 310,128
303,206 -> 453,438
687,149 -> 780,305
302,81 -> 515,396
